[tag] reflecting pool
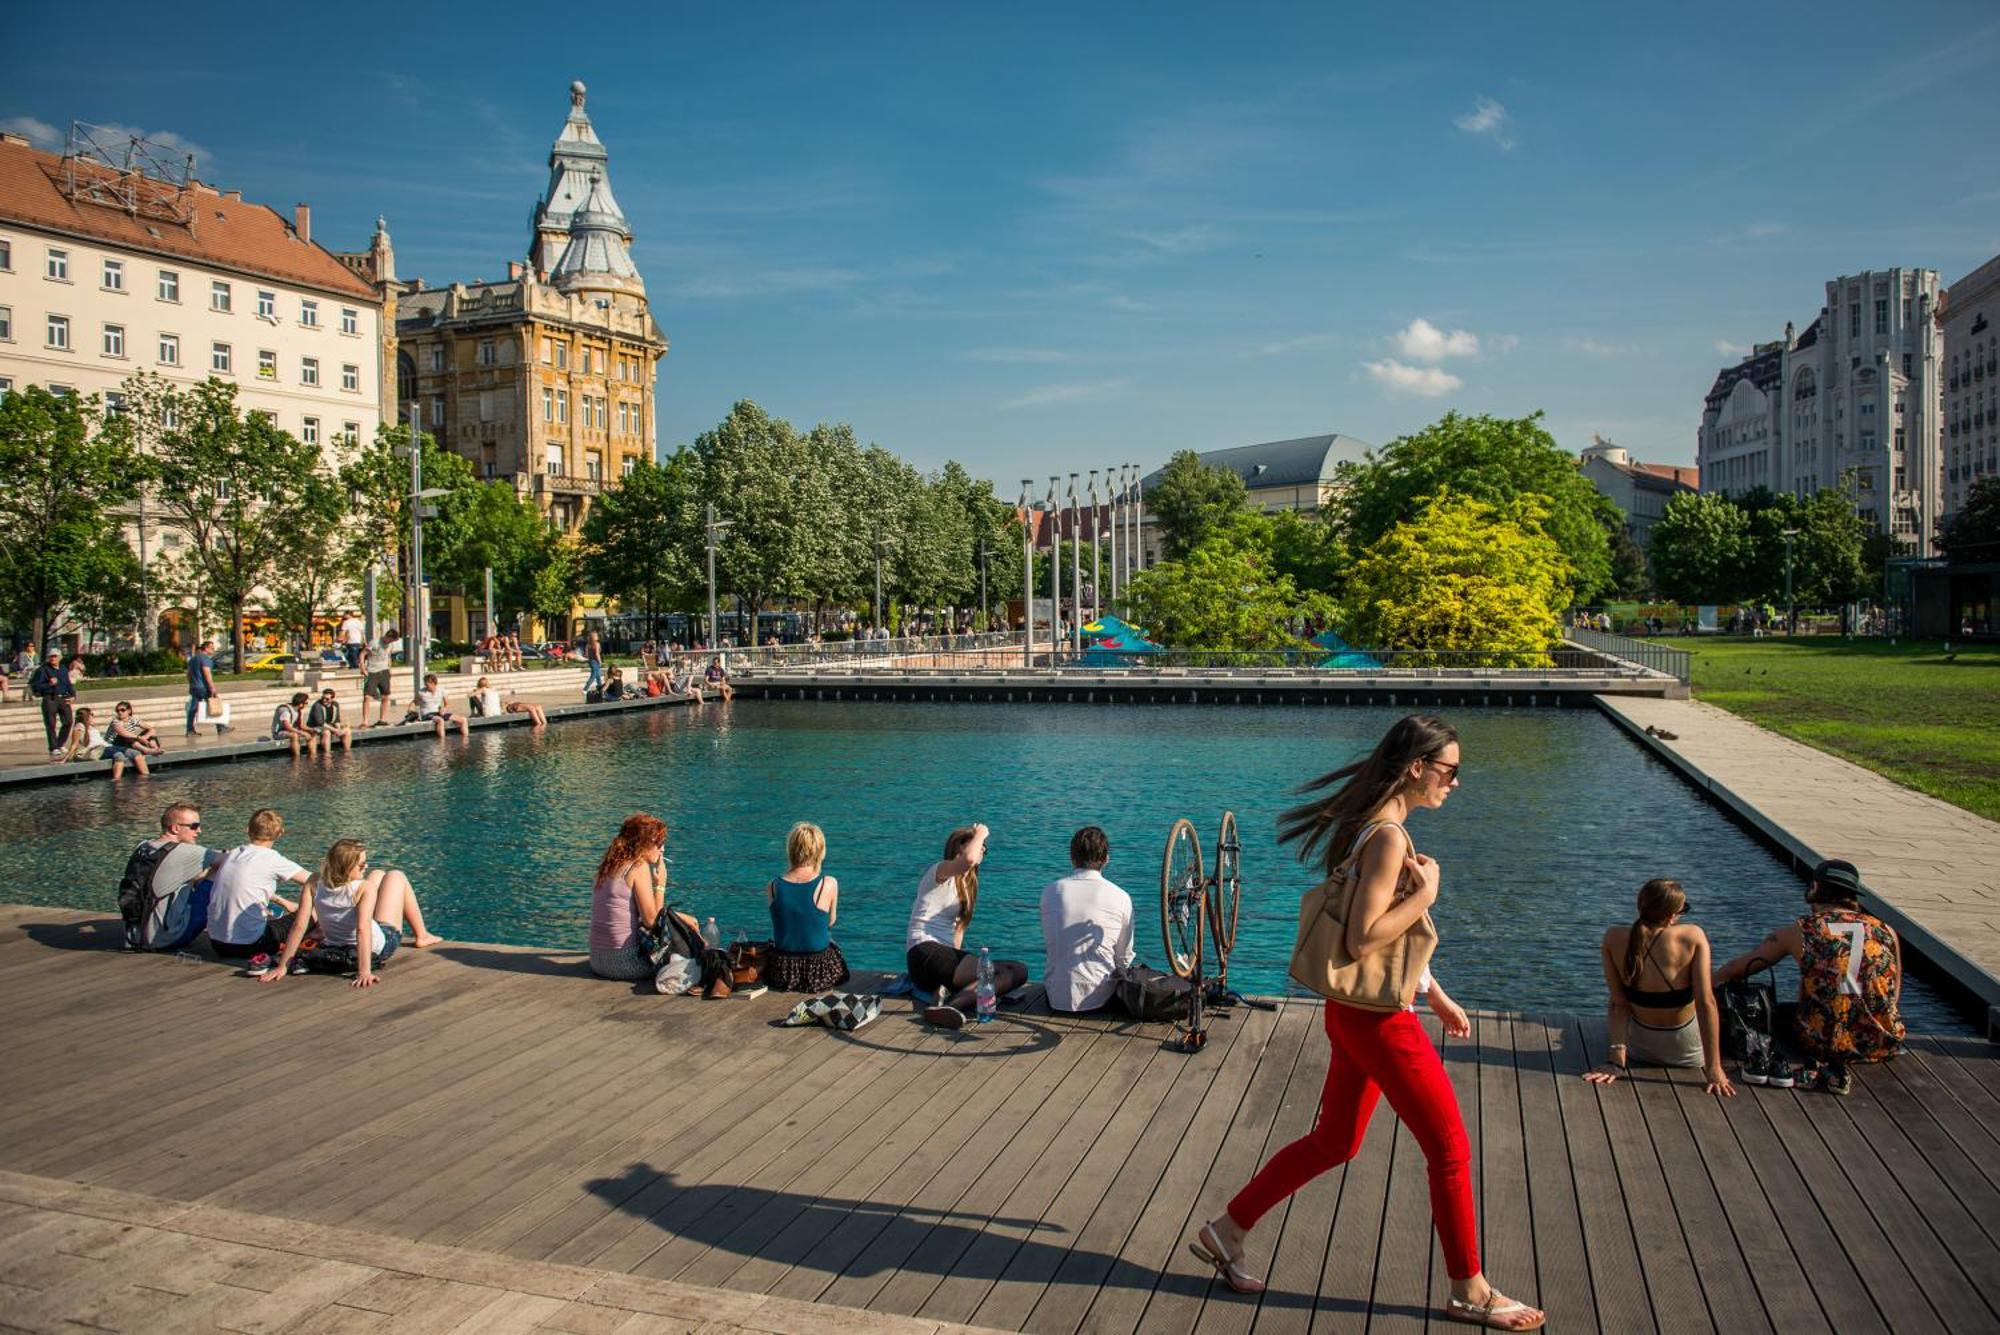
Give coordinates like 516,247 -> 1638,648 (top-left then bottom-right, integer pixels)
0,700 -> 1972,1033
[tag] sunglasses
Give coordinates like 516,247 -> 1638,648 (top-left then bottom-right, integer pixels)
1426,760 -> 1462,781
176,821 -> 202,830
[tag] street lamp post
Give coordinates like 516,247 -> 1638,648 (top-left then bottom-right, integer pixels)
400,405 -> 451,698
1104,465 -> 1119,606
704,502 -> 732,649
872,524 -> 885,633
1068,473 -> 1083,651
1130,461 -> 1145,574
1088,470 -> 1102,620
977,541 -> 990,630
1047,477 -> 1062,657
1019,481 -> 1034,667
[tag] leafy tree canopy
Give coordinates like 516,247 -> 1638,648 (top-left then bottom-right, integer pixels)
1124,529 -> 1334,651
1941,476 -> 2000,561
0,386 -> 142,645
1648,491 -> 1754,604
1146,450 -> 1249,561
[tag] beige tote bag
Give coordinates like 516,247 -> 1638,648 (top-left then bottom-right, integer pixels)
1288,820 -> 1438,1011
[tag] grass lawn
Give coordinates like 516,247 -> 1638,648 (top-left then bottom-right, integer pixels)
1661,636 -> 2000,822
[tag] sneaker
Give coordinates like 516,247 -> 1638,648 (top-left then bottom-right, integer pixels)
1823,1064 -> 1853,1097
1766,1057 -> 1797,1089
287,959 -> 309,975
924,1004 -> 966,1030
244,954 -> 276,978
1795,1060 -> 1823,1091
1740,1048 -> 1771,1086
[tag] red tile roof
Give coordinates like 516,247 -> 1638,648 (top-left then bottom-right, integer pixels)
0,138 -> 376,301
1633,462 -> 1700,489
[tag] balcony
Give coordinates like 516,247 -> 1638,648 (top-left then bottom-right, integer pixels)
533,473 -> 602,496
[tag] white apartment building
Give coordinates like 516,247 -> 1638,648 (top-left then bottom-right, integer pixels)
0,131 -> 385,462
1698,267 -> 1944,553
1943,253 -> 2000,522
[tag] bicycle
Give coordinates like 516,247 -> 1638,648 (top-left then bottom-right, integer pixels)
1160,810 -> 1273,1053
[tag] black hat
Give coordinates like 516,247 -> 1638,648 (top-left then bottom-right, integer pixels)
1810,858 -> 1863,900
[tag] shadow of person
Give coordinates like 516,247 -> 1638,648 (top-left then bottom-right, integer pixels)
575,1160 -> 1362,1315
19,917 -> 126,952
430,944 -> 595,979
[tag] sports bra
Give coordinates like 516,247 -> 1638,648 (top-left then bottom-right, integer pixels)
1623,930 -> 1694,1009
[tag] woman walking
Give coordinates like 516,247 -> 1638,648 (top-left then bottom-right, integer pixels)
1192,715 -> 1543,1330
905,823 -> 1027,1028
764,821 -> 850,992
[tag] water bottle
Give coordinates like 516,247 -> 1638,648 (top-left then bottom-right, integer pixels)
975,946 -> 997,1024
702,916 -> 720,948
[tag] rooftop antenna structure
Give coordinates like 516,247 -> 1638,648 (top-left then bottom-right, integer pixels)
58,121 -> 197,230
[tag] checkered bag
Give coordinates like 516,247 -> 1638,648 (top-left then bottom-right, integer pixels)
780,991 -> 882,1032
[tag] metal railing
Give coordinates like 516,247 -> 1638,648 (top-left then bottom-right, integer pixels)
1563,629 -> 1691,683
727,632 -> 1021,672
1042,646 -> 1655,674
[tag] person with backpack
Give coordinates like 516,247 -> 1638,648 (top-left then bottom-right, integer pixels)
117,803 -> 223,952
1713,857 -> 1904,1096
29,649 -> 76,757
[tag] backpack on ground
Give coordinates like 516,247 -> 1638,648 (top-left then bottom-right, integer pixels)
1719,958 -> 1776,1061
1113,964 -> 1192,1022
116,840 -> 210,952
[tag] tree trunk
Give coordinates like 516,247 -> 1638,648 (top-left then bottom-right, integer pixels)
231,598 -> 247,671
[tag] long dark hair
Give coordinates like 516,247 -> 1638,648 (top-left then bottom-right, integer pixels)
1278,715 -> 1459,877
1622,878 -> 1687,985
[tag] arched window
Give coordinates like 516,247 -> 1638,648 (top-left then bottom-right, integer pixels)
1794,367 -> 1817,401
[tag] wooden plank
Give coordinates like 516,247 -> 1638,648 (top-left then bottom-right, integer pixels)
1424,1005 -> 1484,1333
1574,1016 -> 1713,1334
1655,1064 -> 1829,1335
1883,1049 -> 2000,1205
1364,1056 -> 1434,1335
1505,1015 -> 1595,1334
1468,1012 -> 1534,1324
1921,1034 -> 2000,1104
1908,1038 -> 2000,1131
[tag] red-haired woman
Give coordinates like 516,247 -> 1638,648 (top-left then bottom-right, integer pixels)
590,813 -> 695,981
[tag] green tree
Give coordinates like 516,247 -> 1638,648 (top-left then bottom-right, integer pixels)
264,472 -> 358,650
1608,524 -> 1651,599
0,386 -> 142,646
1941,476 -> 2000,561
1147,450 -> 1249,560
148,379 -> 328,663
531,535 -> 584,630
581,456 -> 704,637
1261,509 -> 1349,595
1648,491 -> 1753,604
694,401 -> 824,619
338,423 -> 478,625
1340,492 -> 1573,663
1743,491 -> 1867,607
432,480 -> 557,626
1124,532 -> 1334,651
1338,411 -> 1618,600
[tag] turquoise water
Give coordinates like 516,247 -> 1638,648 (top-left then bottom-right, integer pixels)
0,700 -> 1972,1032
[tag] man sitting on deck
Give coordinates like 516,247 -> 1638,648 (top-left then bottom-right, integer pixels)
118,802 -> 224,952
1040,825 -> 1135,1014
1713,857 -> 1905,1096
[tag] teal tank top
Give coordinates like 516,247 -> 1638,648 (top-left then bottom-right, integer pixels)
770,874 -> 831,953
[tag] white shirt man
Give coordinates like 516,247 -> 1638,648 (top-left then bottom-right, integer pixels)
339,614 -> 364,647
1040,826 -> 1135,1014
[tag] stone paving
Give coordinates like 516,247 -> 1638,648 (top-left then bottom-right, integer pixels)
0,1171 -> 1007,1335
1599,694 -> 2000,1034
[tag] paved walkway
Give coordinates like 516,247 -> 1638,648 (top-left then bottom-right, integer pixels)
1599,695 -> 2000,1034
5,906 -> 1998,1334
0,1171 -> 1005,1334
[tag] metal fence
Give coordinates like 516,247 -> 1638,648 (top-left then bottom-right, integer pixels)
1562,629 -> 1691,683
727,632 -> 1022,672
1040,645 -> 1661,674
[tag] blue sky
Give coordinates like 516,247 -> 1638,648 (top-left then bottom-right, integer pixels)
7,2 -> 1998,484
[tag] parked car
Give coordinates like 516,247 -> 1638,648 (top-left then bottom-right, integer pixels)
242,649 -> 348,672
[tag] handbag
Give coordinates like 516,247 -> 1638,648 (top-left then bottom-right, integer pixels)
1288,820 -> 1437,1011
1718,958 -> 1776,1061
1113,964 -> 1191,1021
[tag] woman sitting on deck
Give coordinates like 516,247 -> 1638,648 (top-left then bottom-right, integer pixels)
765,821 -> 850,992
905,822 -> 1028,1028
1585,878 -> 1734,1096
261,838 -> 442,987
589,814 -> 700,982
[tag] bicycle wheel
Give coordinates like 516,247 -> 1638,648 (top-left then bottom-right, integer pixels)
1209,809 -> 1241,963
1160,817 -> 1206,979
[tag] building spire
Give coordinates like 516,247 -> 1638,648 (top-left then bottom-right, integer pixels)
531,78 -> 612,279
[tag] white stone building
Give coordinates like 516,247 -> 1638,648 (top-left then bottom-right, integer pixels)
1943,254 -> 2000,522
1578,437 -> 1697,547
1699,267 -> 1944,553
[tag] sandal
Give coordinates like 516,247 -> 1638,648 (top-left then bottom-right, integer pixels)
1187,1222 -> 1266,1295
1443,1293 -> 1545,1330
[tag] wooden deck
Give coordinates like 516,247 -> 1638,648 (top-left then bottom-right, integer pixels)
3,905 -> 1997,1335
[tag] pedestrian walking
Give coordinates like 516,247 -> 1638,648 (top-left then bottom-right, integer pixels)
1192,715 -> 1543,1330
184,639 -> 228,736
29,650 -> 77,756
584,630 -> 604,695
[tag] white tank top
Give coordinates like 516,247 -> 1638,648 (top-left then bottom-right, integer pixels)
905,864 -> 964,949
313,877 -> 367,948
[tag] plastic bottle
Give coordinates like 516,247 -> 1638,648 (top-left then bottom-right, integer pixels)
703,916 -> 720,948
975,946 -> 997,1024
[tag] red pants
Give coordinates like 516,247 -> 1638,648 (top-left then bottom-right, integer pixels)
1228,1000 -> 1479,1280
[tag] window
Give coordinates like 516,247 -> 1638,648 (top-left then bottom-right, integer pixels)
46,314 -> 70,349
597,397 -> 607,429
258,349 -> 277,380
430,395 -> 444,426
542,387 -> 554,422
46,247 -> 69,280
544,444 -> 562,475
540,336 -> 552,364
583,348 -> 593,374
618,402 -> 629,433
341,363 -> 359,392
1861,401 -> 1875,416
343,420 -> 360,444
1875,299 -> 1888,335
1849,303 -> 1860,340
102,323 -> 124,357
1904,353 -> 1913,377
428,345 -> 445,372
158,269 -> 179,302
105,391 -> 126,417
300,356 -> 319,386
0,238 -> 10,270
554,342 -> 568,370
621,455 -> 636,478
340,307 -> 358,335
585,451 -> 602,480
474,338 -> 495,366
0,305 -> 9,341
210,280 -> 231,312
300,299 -> 318,327
301,416 -> 319,446
211,341 -> 231,373
0,376 -> 12,398
102,259 -> 124,291
1894,428 -> 1906,451
257,289 -> 276,319
158,332 -> 179,365
556,388 -> 569,423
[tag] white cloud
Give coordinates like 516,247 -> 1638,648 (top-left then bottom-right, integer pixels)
0,116 -> 62,151
1363,359 -> 1463,398
674,256 -> 950,301
1392,317 -> 1481,362
1003,379 -> 1131,410
1454,96 -> 1515,150
962,347 -> 1070,364
1252,332 -> 1338,357
1124,223 -> 1223,255
1563,336 -> 1634,357
1715,339 -> 1752,357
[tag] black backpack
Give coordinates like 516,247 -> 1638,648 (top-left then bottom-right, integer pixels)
1719,959 -> 1777,1061
1114,964 -> 1192,1021
117,840 -> 207,952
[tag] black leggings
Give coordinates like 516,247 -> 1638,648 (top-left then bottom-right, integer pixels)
907,941 -> 1027,1012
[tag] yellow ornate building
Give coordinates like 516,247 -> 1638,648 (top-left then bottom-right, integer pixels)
389,82 -> 668,636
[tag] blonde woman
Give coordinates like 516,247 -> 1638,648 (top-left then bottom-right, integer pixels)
473,675 -> 549,727
1587,879 -> 1734,1095
905,823 -> 1027,1028
765,822 -> 849,992
262,839 -> 442,988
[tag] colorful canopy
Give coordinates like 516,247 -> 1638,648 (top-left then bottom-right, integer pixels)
1313,629 -> 1382,670
1076,615 -> 1163,665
